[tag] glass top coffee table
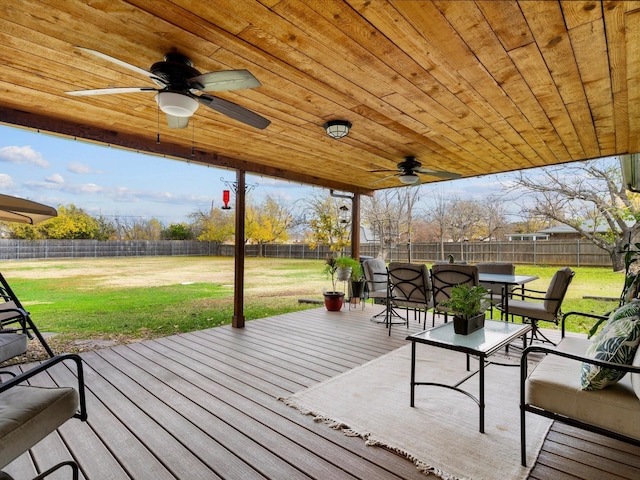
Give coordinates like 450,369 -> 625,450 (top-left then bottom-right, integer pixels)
406,319 -> 532,433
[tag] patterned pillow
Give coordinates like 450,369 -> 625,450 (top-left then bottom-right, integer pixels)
591,301 -> 640,342
580,314 -> 640,391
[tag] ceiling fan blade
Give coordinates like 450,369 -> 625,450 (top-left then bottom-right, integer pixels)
66,87 -> 157,96
166,114 -> 190,129
370,173 -> 398,185
368,168 -> 398,173
188,70 -> 261,92
414,167 -> 461,179
198,94 -> 270,129
76,47 -> 165,84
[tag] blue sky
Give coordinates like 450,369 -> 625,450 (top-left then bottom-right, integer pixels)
0,123 -> 514,224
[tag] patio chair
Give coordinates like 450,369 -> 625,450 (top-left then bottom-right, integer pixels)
499,267 -> 574,345
477,262 -> 515,318
388,263 -> 433,330
0,354 -> 88,479
0,272 -> 54,360
363,258 -> 389,323
431,264 -> 479,324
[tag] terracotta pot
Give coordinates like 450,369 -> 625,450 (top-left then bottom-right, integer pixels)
323,292 -> 345,311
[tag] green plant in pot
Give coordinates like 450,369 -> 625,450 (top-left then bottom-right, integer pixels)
337,257 -> 365,302
439,283 -> 488,335
323,255 -> 345,311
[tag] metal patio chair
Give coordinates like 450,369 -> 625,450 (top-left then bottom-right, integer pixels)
388,262 -> 434,330
0,272 -> 54,362
431,264 -> 479,324
0,354 -> 88,479
499,267 -> 575,345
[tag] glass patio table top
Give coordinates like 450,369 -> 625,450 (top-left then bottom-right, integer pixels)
407,319 -> 531,356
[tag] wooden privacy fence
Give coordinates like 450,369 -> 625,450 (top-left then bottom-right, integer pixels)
0,239 -> 613,267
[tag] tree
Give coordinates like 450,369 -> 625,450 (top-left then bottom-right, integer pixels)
245,195 -> 293,256
190,206 -> 234,243
423,190 -> 456,260
361,189 -> 404,259
39,204 -> 103,239
161,223 -> 194,240
304,194 -> 351,253
509,157 -> 640,271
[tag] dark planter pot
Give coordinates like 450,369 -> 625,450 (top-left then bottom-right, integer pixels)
323,292 -> 345,311
350,280 -> 365,300
453,313 -> 485,335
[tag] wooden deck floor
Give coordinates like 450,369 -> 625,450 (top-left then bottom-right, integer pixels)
2,304 -> 639,479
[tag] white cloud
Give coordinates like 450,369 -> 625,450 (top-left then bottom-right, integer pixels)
0,173 -> 16,189
0,146 -> 49,167
68,162 -> 102,174
45,173 -> 65,184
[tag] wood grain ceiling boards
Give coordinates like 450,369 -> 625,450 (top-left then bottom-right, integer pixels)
0,0 -> 638,194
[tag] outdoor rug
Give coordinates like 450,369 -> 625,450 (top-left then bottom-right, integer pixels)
281,343 -> 552,480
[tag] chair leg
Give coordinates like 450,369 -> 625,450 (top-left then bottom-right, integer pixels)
529,320 -> 557,346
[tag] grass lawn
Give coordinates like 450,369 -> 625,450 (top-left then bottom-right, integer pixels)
0,257 -> 626,359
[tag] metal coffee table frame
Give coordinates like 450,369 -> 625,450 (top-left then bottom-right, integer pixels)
407,320 -> 532,433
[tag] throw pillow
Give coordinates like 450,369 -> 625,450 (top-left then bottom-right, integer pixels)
591,301 -> 640,342
580,314 -> 640,391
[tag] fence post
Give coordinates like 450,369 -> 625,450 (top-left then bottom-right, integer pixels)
577,239 -> 580,267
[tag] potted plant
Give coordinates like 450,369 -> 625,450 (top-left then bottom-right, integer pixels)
322,255 -> 345,311
439,283 -> 488,335
336,257 -> 365,303
335,255 -> 355,283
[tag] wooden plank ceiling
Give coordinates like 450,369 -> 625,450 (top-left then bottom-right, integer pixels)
1,0 -> 639,195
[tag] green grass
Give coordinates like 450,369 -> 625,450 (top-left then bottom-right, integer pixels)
0,258 -> 627,347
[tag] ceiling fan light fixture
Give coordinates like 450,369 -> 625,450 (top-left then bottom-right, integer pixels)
399,172 -> 419,184
155,91 -> 199,117
323,120 -> 352,139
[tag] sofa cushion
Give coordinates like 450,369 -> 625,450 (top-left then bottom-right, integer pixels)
580,314 -> 640,390
527,336 -> 640,440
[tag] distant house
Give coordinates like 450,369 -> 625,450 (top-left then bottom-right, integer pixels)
505,232 -> 550,241
507,221 -> 629,241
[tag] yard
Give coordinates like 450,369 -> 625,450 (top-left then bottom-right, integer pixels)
0,257 -> 627,361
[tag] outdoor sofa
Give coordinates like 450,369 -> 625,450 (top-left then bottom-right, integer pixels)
520,301 -> 640,466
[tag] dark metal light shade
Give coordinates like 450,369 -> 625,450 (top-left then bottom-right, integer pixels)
323,120 -> 352,139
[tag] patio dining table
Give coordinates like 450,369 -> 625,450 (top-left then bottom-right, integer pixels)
478,273 -> 539,319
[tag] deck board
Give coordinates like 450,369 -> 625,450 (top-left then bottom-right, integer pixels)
2,304 -> 639,479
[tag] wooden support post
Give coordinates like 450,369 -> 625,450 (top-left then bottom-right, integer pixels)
232,170 -> 246,328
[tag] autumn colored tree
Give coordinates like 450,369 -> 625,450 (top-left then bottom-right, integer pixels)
7,204 -> 108,240
305,194 -> 351,253
190,207 -> 234,243
245,195 -> 293,256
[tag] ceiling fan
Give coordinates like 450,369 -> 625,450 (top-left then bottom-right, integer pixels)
66,48 -> 270,130
370,156 -> 461,185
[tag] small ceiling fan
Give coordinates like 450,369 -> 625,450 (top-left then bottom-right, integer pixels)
370,156 -> 461,185
66,48 -> 270,130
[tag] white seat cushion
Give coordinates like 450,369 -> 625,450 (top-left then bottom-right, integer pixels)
526,337 -> 640,440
